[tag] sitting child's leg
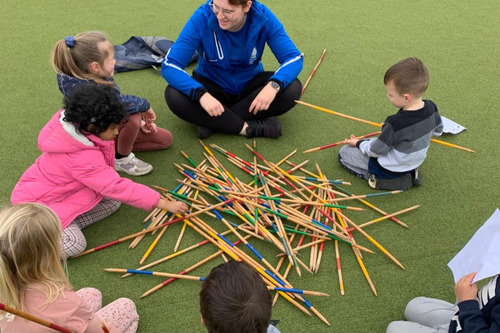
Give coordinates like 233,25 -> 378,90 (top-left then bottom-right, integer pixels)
96,298 -> 139,333
61,198 -> 121,258
73,197 -> 121,229
386,297 -> 457,333
115,114 -> 153,176
116,113 -> 142,157
76,287 -> 102,313
338,145 -> 371,179
133,126 -> 173,151
61,223 -> 87,259
404,297 -> 457,329
386,320 -> 442,333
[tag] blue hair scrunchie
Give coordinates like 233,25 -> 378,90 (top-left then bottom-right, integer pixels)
65,36 -> 75,49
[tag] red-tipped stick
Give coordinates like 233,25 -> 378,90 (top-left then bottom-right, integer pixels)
0,302 -> 77,333
303,131 -> 381,154
296,100 -> 475,153
70,198 -> 235,258
301,49 -> 326,96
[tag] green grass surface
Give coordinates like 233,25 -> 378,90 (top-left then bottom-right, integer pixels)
1,0 -> 499,332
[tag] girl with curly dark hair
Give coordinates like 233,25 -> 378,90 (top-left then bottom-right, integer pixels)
11,84 -> 188,259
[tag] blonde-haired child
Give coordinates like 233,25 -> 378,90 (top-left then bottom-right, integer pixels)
339,57 -> 443,190
11,84 -> 188,258
51,31 -> 172,176
0,203 -> 139,333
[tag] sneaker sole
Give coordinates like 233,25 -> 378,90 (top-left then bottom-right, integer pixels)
114,166 -> 153,176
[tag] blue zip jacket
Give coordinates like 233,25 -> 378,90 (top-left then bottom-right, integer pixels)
57,74 -> 150,115
162,0 -> 303,99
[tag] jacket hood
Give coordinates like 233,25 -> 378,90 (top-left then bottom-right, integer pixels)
38,109 -> 99,154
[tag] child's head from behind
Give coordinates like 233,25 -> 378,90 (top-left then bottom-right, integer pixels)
384,57 -> 429,99
0,203 -> 69,312
63,84 -> 127,139
51,31 -> 115,85
200,260 -> 272,333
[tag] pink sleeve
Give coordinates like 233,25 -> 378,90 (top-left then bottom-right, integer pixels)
57,291 -> 95,333
70,151 -> 161,211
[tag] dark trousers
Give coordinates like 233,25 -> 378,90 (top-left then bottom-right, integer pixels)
165,71 -> 302,134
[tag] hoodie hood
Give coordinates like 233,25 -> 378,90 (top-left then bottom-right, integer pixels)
38,109 -> 100,154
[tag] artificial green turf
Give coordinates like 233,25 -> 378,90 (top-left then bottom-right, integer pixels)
1,0 -> 499,332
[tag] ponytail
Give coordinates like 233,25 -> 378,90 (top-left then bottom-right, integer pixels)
50,31 -> 114,86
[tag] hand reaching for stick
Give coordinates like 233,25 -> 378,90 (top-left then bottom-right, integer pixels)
344,134 -> 359,147
157,199 -> 189,215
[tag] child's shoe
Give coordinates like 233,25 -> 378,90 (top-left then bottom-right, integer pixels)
114,153 -> 153,176
368,173 -> 414,191
196,126 -> 215,139
413,168 -> 423,186
246,117 -> 282,138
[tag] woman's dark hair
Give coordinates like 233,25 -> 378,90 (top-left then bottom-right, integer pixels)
63,84 -> 127,135
227,0 -> 251,5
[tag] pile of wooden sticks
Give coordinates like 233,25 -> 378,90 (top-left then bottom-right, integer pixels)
100,139 -> 419,326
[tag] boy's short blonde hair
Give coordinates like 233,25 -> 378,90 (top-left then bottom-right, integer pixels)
384,57 -> 429,97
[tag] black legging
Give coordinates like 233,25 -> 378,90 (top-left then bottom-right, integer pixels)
165,71 -> 302,134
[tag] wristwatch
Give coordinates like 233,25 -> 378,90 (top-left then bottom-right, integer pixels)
269,80 -> 280,93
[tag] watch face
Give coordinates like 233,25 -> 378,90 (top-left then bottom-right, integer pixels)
271,81 -> 280,90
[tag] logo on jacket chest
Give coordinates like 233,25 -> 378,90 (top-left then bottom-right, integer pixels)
249,47 -> 257,65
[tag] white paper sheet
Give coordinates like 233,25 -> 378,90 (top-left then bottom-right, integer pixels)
447,209 -> 500,283
441,116 -> 467,134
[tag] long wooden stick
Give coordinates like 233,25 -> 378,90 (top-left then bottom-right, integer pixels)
0,302 -> 76,333
273,204 -> 308,305
106,268 -> 204,281
122,228 -> 235,278
303,131 -> 381,153
141,251 -> 222,298
334,223 -> 345,295
139,225 -> 168,265
335,208 -> 377,295
329,183 -> 408,228
70,199 -> 235,258
107,269 -> 328,297
296,100 -> 476,153
336,210 -> 405,270
352,205 -> 419,230
301,49 -> 326,95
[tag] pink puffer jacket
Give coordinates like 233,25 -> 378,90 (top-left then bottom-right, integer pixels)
11,109 -> 160,229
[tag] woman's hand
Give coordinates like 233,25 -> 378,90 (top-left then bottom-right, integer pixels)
455,272 -> 478,303
200,92 -> 225,117
249,83 -> 278,115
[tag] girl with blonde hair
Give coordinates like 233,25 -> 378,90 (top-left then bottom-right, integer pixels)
0,203 -> 139,332
51,31 -> 172,176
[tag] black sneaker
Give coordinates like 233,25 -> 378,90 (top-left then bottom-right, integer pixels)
368,173 -> 414,191
246,117 -> 282,138
196,126 -> 215,139
413,168 -> 423,186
